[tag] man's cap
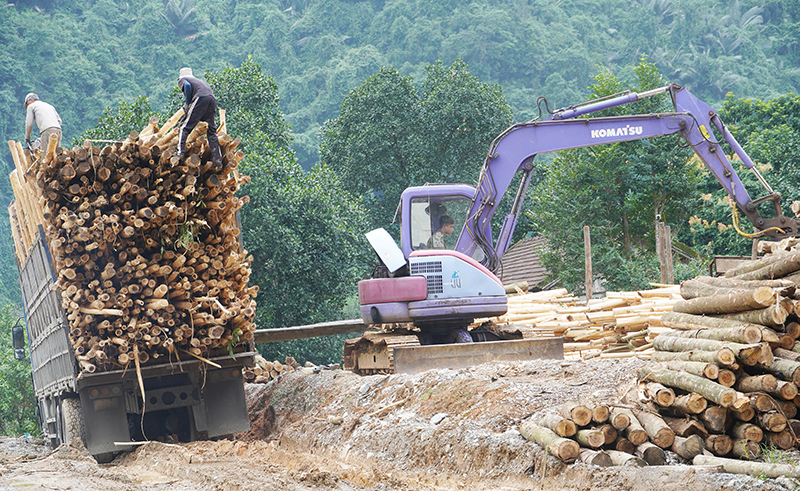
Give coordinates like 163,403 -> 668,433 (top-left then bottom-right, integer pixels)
179,67 -> 193,78
24,93 -> 39,106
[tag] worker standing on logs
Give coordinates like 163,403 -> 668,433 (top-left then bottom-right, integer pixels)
23,93 -> 62,150
176,67 -> 223,168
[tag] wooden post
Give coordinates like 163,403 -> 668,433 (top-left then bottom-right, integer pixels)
584,226 -> 592,300
657,221 -> 667,284
665,225 -> 674,284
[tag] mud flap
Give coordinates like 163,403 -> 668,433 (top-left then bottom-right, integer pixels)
392,337 -> 564,375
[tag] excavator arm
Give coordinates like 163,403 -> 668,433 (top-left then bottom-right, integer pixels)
456,83 -> 799,271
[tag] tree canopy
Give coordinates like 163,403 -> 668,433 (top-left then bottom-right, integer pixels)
320,59 -> 513,230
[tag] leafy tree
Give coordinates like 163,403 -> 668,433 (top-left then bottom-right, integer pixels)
0,305 -> 37,436
76,96 -> 162,145
320,59 -> 512,231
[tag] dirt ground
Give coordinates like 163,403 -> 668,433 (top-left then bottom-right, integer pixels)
1,358 -> 798,490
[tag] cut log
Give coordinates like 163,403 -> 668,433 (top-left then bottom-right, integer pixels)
650,348 -> 736,367
639,365 -> 737,408
658,325 -> 762,345
671,287 -> 775,315
716,369 -> 736,388
605,450 -> 646,467
704,434 -> 733,456
639,381 -> 675,407
663,416 -> 708,438
722,304 -> 788,328
663,393 -> 707,416
630,408 -> 675,448
575,428 -> 605,448
652,360 -> 718,379
693,454 -> 800,477
596,424 -> 617,445
635,441 -> 666,465
614,408 -> 648,446
559,401 -> 592,427
578,448 -> 613,467
652,336 -> 768,367
763,357 -> 800,386
519,421 -> 580,463
730,422 -> 763,443
699,405 -> 730,434
671,434 -> 705,460
539,413 -> 577,438
765,430 -> 794,450
730,438 -> 761,459
733,251 -> 800,281
735,374 -> 778,393
770,380 -> 799,401
608,407 -> 631,431
613,436 -> 636,454
758,411 -> 787,433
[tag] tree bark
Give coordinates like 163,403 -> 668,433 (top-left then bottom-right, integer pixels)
671,434 -> 704,460
635,441 -> 666,465
652,336 -> 769,367
578,448 -> 613,467
539,413 -> 577,438
630,407 -> 675,448
672,286 -> 775,315
639,365 -> 737,407
519,421 -> 580,463
650,348 -> 736,367
575,428 -> 605,448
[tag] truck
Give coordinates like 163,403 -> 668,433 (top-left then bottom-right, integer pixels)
350,83 -> 800,372
12,225 -> 255,462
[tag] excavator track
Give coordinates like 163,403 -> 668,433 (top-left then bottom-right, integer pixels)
343,329 -> 421,375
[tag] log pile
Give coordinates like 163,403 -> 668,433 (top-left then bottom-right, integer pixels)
476,286 -> 680,360
243,355 -> 301,383
7,109 -> 258,373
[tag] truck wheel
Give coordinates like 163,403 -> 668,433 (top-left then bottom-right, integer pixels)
61,397 -> 87,448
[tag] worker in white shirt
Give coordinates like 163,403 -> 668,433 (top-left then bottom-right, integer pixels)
24,93 -> 62,150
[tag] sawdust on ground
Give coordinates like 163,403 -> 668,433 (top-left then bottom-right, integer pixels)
0,358 -> 796,490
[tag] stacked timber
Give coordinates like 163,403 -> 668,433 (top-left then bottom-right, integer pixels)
633,242 -> 800,460
244,355 -> 301,383
476,286 -> 680,359
7,109 -> 258,373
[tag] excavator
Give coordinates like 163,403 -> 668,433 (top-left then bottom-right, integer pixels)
342,82 -> 800,374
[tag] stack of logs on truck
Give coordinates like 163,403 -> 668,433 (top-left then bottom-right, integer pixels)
521,238 -> 800,477
7,109 -> 258,375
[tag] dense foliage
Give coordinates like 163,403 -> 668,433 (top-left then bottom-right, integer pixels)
320,60 -> 512,230
0,306 -> 37,435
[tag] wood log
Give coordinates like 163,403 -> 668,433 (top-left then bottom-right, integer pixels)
663,393 -> 707,416
608,407 -> 631,431
693,454 -> 800,477
559,401 -> 592,427
630,408 -> 675,448
769,380 -> 799,401
704,434 -> 733,456
758,411 -> 788,433
539,413 -> 577,438
735,374 -> 778,393
597,424 -> 617,445
722,304 -> 788,328
613,408 -> 648,445
730,439 -> 761,459
658,325 -> 762,345
731,422 -> 763,443
717,369 -> 736,388
519,421 -> 580,463
605,450 -> 646,467
578,448 -> 613,467
672,287 -> 775,315
652,360 -> 718,379
652,336 -> 767,366
613,436 -> 636,454
650,348 -> 736,367
575,428 -> 605,448
699,405 -> 730,434
763,357 -> 800,386
671,434 -> 705,460
765,430 -> 794,450
635,441 -> 666,465
663,416 -> 708,438
733,251 -> 800,281
638,381 -> 675,407
661,311 -> 771,333
639,365 -> 737,407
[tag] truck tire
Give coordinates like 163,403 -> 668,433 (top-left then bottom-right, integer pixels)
60,397 -> 87,448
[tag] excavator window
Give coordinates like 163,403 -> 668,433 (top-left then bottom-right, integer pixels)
409,196 -> 470,250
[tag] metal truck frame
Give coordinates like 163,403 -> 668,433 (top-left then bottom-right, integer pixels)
15,226 -> 255,462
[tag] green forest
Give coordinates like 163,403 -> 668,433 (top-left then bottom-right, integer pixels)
3,0 -> 800,430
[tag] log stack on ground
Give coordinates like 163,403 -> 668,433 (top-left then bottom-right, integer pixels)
475,285 -> 680,360
7,110 -> 257,373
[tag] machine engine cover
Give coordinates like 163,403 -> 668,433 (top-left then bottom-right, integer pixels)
408,250 -> 505,299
